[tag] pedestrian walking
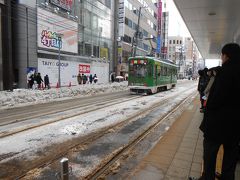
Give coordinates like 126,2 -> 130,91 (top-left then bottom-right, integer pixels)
44,74 -> 50,89
82,74 -> 87,84
89,74 -> 93,84
29,74 -> 34,89
77,73 -> 82,85
111,73 -> 115,83
196,43 -> 240,180
93,74 -> 98,83
35,73 -> 43,89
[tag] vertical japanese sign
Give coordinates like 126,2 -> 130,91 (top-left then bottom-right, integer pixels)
118,0 -> 125,37
156,0 -> 162,53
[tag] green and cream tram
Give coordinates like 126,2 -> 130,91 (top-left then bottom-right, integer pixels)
128,56 -> 178,94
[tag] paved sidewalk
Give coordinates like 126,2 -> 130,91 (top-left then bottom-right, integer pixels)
128,97 -> 240,180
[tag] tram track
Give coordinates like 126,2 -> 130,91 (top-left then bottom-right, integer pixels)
0,91 -> 131,126
0,94 -> 142,138
87,91 -> 197,179
13,87 -> 197,180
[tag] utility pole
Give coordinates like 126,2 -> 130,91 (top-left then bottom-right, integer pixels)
57,34 -> 63,88
113,0 -> 119,74
132,7 -> 145,57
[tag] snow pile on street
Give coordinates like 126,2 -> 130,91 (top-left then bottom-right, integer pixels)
0,82 -> 129,109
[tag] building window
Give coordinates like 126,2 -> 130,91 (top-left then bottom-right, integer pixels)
153,24 -> 157,31
132,22 -> 137,30
177,40 -> 179,44
143,43 -> 149,51
128,19 -> 132,28
93,45 -> 99,57
123,34 -> 132,43
143,30 -> 148,37
85,44 -> 92,56
180,40 -> 182,44
105,0 -> 111,9
169,40 -> 171,44
173,40 -> 175,44
125,17 -> 128,25
78,42 -> 84,56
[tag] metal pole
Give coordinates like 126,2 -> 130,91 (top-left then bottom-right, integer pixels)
113,0 -> 119,74
58,37 -> 61,87
60,158 -> 69,180
132,7 -> 142,57
26,7 -> 29,68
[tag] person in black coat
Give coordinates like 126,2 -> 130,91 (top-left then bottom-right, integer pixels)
89,74 -> 93,84
199,43 -> 240,180
197,68 -> 209,111
44,74 -> 50,89
35,73 -> 43,89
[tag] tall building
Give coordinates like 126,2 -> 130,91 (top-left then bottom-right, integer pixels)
0,0 -> 13,90
0,1 -> 5,90
167,36 -> 184,63
161,11 -> 169,59
11,0 -> 115,88
118,0 -> 159,76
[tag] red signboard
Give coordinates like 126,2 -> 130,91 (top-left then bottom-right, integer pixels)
79,64 -> 90,73
161,47 -> 168,53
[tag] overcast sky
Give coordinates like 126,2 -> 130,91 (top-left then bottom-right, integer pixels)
164,0 -> 221,67
164,0 -> 191,37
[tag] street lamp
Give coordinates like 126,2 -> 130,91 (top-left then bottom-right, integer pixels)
56,33 -> 64,87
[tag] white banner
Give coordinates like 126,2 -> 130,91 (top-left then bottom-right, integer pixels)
38,58 -> 110,87
37,8 -> 78,53
38,58 -> 88,87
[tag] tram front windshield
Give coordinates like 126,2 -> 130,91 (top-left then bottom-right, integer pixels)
129,64 -> 147,78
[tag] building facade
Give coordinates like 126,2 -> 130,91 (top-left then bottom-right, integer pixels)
161,11 -> 169,59
0,0 -> 4,90
118,0 -> 158,76
167,36 -> 184,63
0,0 -> 13,90
11,0 -> 115,88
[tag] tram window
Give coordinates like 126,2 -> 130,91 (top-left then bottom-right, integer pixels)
129,64 -> 147,77
160,66 -> 163,75
148,65 -> 152,76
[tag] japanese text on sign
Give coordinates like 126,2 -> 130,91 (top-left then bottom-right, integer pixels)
79,64 -> 90,73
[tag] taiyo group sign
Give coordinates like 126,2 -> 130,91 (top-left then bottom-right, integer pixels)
37,8 -> 78,53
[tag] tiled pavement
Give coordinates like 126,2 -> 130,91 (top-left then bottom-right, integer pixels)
129,97 -> 240,180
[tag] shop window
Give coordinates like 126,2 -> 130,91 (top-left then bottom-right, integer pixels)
93,45 -> 99,57
85,44 -> 92,56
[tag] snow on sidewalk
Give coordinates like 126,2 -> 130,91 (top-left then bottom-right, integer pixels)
0,82 -> 129,110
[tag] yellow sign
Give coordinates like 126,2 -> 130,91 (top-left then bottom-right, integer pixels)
100,48 -> 108,60
118,47 -> 122,55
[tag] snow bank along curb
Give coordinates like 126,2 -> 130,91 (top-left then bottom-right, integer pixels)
0,82 -> 129,109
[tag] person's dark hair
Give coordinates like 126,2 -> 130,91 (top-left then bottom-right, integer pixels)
198,70 -> 204,76
221,43 -> 240,60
